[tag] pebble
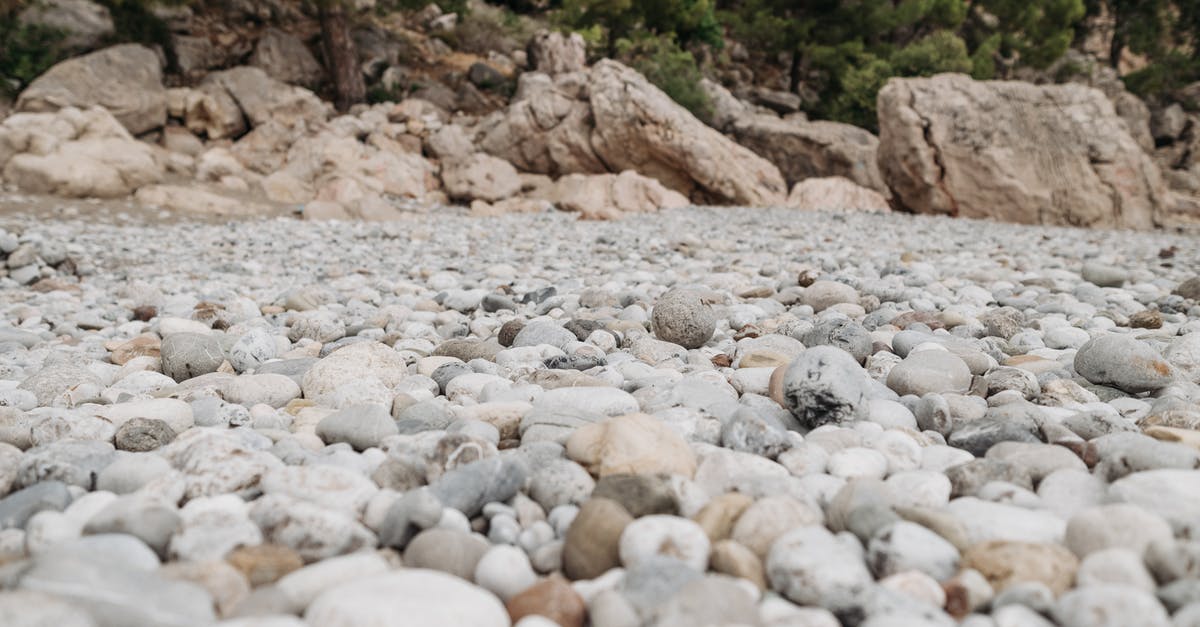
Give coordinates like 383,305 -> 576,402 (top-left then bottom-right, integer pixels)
1074,334 -> 1175,394
3,205 -> 1200,626
652,288 -> 716,349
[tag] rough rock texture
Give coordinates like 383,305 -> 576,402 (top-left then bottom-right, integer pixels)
135,185 -> 274,217
479,61 -> 786,206
15,44 -> 166,135
249,28 -> 324,88
477,72 -> 609,178
0,107 -> 164,197
732,115 -> 887,193
877,73 -> 1170,228
202,67 -> 330,129
526,30 -> 587,75
541,171 -> 690,220
787,177 -> 891,212
588,60 -> 787,206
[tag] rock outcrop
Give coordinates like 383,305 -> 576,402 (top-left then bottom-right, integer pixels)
588,60 -> 786,206
732,114 -> 887,194
250,28 -> 324,88
479,60 -> 787,206
877,73 -> 1170,229
15,44 -> 166,135
0,106 -> 164,197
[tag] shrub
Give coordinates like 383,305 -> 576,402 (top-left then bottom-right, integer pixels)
616,35 -> 712,121
0,15 -> 66,97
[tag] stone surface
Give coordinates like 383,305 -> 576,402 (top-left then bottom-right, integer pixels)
877,73 -> 1169,228
16,44 -> 166,135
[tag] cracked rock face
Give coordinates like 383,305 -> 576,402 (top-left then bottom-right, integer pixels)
876,73 -> 1171,229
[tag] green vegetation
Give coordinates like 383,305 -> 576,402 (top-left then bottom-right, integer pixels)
0,16 -> 64,97
616,35 -> 712,121
1087,1 -> 1200,105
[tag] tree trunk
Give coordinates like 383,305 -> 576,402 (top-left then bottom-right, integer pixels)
789,48 -> 803,93
319,2 -> 365,111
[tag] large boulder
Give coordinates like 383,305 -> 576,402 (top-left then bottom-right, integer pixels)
732,114 -> 887,194
0,106 -> 164,197
203,66 -> 330,129
587,60 -> 787,206
18,0 -> 113,53
540,170 -> 690,219
15,44 -> 166,135
250,28 -> 324,88
877,73 -> 1170,228
479,61 -> 787,206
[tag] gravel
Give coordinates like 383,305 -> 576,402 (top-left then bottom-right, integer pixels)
1,204 -> 1199,625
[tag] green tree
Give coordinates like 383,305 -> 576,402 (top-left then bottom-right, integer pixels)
562,0 -> 722,54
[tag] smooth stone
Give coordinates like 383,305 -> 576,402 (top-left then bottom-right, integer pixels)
315,404 -> 399,451
619,514 -> 710,571
431,456 -> 528,517
731,495 -> 823,558
962,540 -> 1079,596
566,413 -> 696,478
867,520 -> 960,581
475,544 -> 538,601
1109,470 -> 1200,537
1074,334 -> 1175,394
562,498 -> 633,580
160,332 -> 226,382
304,569 -> 509,627
592,473 -> 677,517
1064,503 -> 1175,558
403,528 -> 489,581
1052,585 -> 1170,627
506,574 -> 586,627
887,350 -> 972,396
0,481 -> 72,529
781,346 -> 870,429
18,554 -> 216,626
767,525 -> 873,615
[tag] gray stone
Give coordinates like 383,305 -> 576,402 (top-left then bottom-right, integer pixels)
0,480 -> 72,529
18,554 -> 215,626
887,350 -> 972,396
402,528 -> 489,580
592,473 -> 677,517
652,288 -> 717,349
315,404 -> 399,451
431,456 -> 528,517
18,440 -> 116,490
721,406 -> 790,458
1081,262 -> 1129,288
83,494 -> 180,558
782,346 -> 870,429
1074,334 -> 1175,394
160,333 -> 226,382
114,417 -> 176,452
511,321 -> 576,351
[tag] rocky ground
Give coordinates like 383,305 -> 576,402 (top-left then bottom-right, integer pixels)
1,203 -> 1200,626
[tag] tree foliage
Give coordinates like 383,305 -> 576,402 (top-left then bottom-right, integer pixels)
715,0 -> 1086,128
